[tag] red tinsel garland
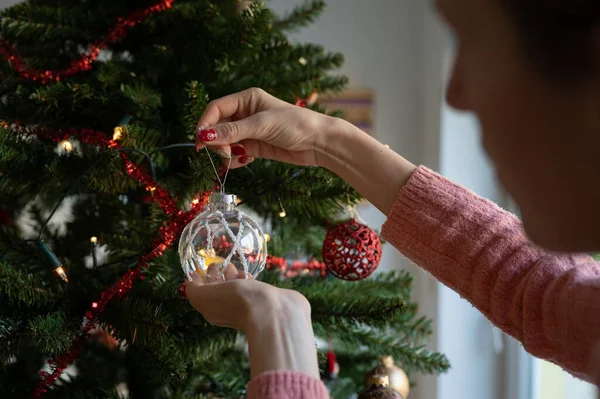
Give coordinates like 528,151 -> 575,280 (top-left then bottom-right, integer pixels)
19,125 -> 211,397
0,0 -> 174,84
266,255 -> 327,278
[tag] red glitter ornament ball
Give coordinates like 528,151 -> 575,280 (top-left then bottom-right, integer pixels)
322,219 -> 382,281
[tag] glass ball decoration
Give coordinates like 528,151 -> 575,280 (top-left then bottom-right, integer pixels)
322,219 -> 382,281
179,193 -> 268,282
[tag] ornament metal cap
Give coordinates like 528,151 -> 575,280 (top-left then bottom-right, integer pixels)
209,193 -> 237,210
367,372 -> 389,388
381,356 -> 394,367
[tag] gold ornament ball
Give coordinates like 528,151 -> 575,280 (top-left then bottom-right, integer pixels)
366,356 -> 410,399
358,373 -> 404,399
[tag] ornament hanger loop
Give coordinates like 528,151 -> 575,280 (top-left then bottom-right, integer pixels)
201,126 -> 232,193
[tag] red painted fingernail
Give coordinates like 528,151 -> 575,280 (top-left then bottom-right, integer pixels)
198,129 -> 217,142
231,145 -> 247,156
178,283 -> 187,298
239,155 -> 254,165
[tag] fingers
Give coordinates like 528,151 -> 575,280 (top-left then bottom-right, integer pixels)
206,263 -> 238,283
197,87 -> 273,129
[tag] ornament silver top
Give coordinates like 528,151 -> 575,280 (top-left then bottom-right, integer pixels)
209,193 -> 237,211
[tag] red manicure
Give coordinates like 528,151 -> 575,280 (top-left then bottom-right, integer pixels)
231,145 -> 247,156
239,155 -> 252,165
198,129 -> 217,142
178,283 -> 187,298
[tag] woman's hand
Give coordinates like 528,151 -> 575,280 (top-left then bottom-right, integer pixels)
195,87 -> 337,168
183,265 -> 320,379
197,87 -> 417,215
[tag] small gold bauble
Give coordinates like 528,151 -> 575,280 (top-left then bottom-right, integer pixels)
366,356 -> 410,399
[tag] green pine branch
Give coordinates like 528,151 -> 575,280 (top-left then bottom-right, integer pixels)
273,0 -> 326,32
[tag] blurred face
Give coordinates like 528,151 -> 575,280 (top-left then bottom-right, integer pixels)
438,0 -> 600,252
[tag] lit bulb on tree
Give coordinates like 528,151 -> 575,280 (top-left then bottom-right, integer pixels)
39,240 -> 68,282
61,140 -> 73,152
113,126 -> 123,141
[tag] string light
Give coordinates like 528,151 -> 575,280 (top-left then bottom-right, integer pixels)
147,186 -> 156,193
112,126 -> 123,141
298,57 -> 307,65
191,198 -> 200,205
54,266 -> 68,283
90,237 -> 98,269
39,240 -> 68,283
61,140 -> 73,152
91,302 -> 98,309
265,233 -> 271,242
278,196 -> 287,218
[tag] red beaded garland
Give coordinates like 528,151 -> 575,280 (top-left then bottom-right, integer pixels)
0,0 -> 174,84
322,219 -> 382,281
265,255 -> 327,278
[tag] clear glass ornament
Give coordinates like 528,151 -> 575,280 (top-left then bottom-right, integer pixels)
179,193 -> 267,282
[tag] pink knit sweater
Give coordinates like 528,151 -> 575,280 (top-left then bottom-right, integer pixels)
247,166 -> 600,398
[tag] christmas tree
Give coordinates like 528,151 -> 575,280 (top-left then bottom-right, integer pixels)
0,1 -> 449,398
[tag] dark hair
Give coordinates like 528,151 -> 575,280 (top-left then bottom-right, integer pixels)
504,1 -> 600,79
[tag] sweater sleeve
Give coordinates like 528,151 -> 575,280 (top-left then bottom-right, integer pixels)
247,371 -> 330,399
381,166 -> 600,380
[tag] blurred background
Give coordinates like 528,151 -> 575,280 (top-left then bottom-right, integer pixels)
0,0 -> 595,398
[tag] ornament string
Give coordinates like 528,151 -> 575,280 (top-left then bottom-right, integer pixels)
203,142 -> 232,193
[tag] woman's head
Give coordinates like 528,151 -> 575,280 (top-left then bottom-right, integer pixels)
438,0 -> 600,252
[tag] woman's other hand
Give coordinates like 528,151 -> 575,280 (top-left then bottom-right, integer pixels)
182,264 -> 319,379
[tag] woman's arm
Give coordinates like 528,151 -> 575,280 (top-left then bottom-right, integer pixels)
381,166 -> 600,380
184,276 -> 328,399
316,117 -> 416,215
316,118 -> 600,378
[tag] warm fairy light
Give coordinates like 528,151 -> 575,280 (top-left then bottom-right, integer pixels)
236,197 -> 242,204
278,197 -> 286,218
191,198 -> 200,205
147,186 -> 156,192
265,233 -> 271,242
112,126 -> 123,141
298,57 -> 307,65
55,266 -> 68,282
90,236 -> 98,244
61,140 -> 73,152
92,302 -> 98,309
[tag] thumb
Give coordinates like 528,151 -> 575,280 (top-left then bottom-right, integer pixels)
196,115 -> 266,147
184,280 -> 215,314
